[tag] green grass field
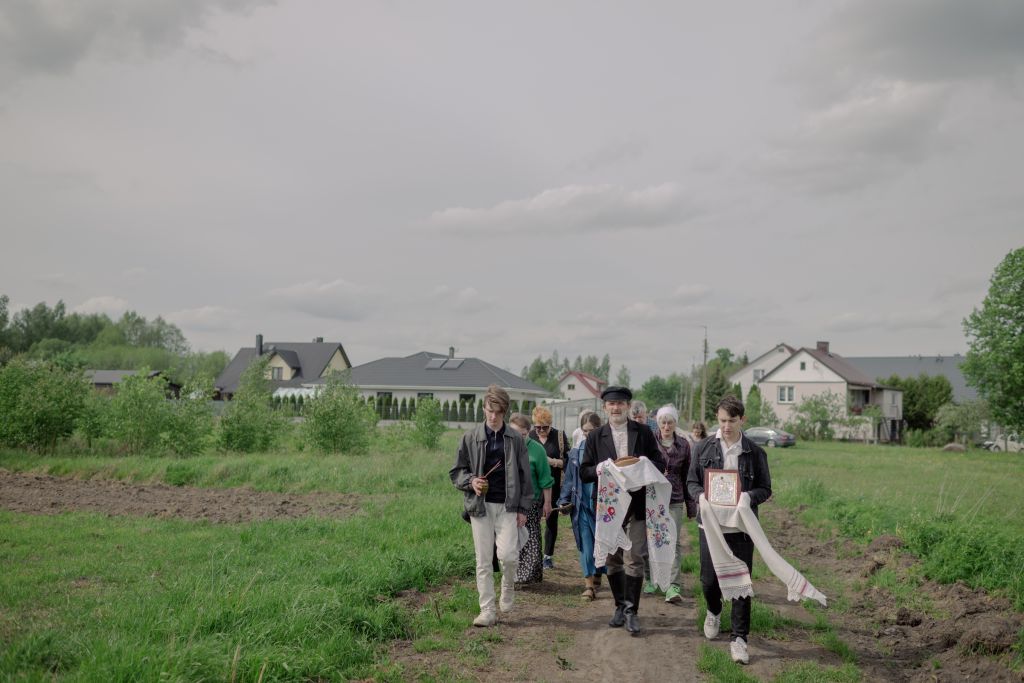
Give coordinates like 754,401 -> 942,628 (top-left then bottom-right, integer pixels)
1,437 -> 1021,681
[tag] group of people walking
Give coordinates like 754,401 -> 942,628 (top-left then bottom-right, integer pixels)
450,383 -> 776,666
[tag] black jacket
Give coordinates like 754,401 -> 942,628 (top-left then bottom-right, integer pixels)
580,420 -> 665,521
686,434 -> 772,526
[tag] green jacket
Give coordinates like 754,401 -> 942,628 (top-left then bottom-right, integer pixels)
450,422 -> 534,517
526,438 -> 554,499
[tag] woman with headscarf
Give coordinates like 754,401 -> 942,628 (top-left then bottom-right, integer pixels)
508,413 -> 553,585
557,411 -> 605,599
530,405 -> 570,570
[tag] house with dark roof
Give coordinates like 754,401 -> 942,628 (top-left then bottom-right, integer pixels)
330,348 -> 549,406
214,334 -> 352,400
759,341 -> 903,442
844,355 -> 975,403
85,369 -> 181,398
728,343 -> 796,401
556,370 -> 607,401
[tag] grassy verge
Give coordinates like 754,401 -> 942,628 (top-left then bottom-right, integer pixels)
0,435 -> 482,681
770,442 -> 1024,610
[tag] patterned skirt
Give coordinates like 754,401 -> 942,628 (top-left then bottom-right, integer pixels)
516,500 -> 543,584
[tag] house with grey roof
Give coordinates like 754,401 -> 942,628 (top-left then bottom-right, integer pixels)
844,355 -> 976,403
214,334 -> 352,399
728,342 -> 796,401
328,348 -> 549,406
759,341 -> 903,442
85,369 -> 181,398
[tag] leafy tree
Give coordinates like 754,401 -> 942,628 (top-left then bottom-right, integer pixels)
458,400 -> 467,422
962,248 -> 1024,434
521,350 -> 570,393
786,391 -> 846,441
744,385 -> 778,428
302,373 -> 377,454
76,390 -> 111,448
106,369 -> 173,454
637,373 -> 687,409
219,358 -> 284,452
0,359 -> 90,452
935,400 -> 989,446
571,353 -> 611,382
163,376 -> 216,455
881,373 -> 953,431
615,365 -> 631,387
413,397 -> 446,449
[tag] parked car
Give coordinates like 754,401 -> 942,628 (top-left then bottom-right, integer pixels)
746,426 -> 796,448
984,433 -> 1022,453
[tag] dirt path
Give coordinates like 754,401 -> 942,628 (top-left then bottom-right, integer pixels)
389,506 -> 1023,682
0,468 -> 358,523
2,470 -> 1019,680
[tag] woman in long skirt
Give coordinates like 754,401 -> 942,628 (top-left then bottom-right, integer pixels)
508,413 -> 552,585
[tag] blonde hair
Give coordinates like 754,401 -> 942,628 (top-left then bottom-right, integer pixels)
508,413 -> 531,430
484,384 -> 510,414
531,405 -> 553,426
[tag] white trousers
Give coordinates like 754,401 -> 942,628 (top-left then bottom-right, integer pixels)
470,501 -> 519,614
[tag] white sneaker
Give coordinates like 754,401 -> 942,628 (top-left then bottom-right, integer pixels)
703,611 -> 721,639
730,637 -> 749,665
473,611 -> 497,627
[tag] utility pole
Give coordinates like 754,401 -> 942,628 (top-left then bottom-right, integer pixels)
700,326 -> 708,423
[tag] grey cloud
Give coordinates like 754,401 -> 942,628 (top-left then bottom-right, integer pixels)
568,138 -> 647,173
0,0 -> 269,83
429,183 -> 699,235
824,309 -> 948,333
267,279 -> 373,322
802,0 -> 1024,93
165,305 -> 240,333
73,295 -> 128,316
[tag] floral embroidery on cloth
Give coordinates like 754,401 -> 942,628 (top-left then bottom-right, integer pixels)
594,458 -> 677,590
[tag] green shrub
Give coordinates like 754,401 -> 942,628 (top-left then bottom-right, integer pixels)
219,358 -> 284,452
162,377 -> 215,456
106,370 -> 172,454
413,398 -> 446,450
0,359 -> 90,452
75,390 -> 110,448
302,373 -> 377,454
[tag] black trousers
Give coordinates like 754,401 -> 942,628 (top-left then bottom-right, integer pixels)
699,528 -> 754,641
543,474 -> 561,557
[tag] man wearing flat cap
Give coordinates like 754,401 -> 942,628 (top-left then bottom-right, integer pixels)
580,386 -> 665,635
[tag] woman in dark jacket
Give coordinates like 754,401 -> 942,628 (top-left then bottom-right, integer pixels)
529,405 -> 570,569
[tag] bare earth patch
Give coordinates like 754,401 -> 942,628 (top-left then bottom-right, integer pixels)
0,468 -> 358,523
387,504 -> 1023,682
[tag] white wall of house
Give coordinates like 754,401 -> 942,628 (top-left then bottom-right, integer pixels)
760,380 -> 848,424
873,388 -> 903,420
557,375 -> 600,401
354,387 -> 545,406
730,345 -> 793,400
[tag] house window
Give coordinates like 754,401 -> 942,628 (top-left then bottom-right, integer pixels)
459,393 -> 476,403
376,392 -> 392,400
417,392 -> 434,399
799,362 -> 806,371
778,386 -> 794,403
270,367 -> 283,380
567,383 -> 576,390
891,393 -> 897,405
753,369 -> 765,381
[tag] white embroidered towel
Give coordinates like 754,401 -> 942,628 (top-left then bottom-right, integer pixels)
700,493 -> 827,606
594,457 -> 677,590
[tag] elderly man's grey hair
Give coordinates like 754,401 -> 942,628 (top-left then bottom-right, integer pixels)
629,400 -> 648,417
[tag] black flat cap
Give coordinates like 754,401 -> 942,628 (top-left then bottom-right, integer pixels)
600,385 -> 633,401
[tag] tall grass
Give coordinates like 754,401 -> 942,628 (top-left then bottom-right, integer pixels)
771,442 -> 1024,609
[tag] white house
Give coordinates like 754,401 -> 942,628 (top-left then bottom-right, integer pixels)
728,343 -> 795,401
759,342 -> 903,442
339,348 -> 549,406
556,370 -> 607,401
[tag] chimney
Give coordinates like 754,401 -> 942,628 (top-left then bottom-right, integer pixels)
314,337 -> 324,343
816,341 -> 830,353
256,334 -> 263,356
449,346 -> 455,359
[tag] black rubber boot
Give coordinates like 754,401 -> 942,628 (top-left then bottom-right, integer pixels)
624,574 -> 643,636
607,572 -> 626,628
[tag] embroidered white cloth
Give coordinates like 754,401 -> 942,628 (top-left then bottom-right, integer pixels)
593,457 -> 677,589
699,493 -> 827,606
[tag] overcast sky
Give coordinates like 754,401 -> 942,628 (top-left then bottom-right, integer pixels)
2,1 -> 1022,383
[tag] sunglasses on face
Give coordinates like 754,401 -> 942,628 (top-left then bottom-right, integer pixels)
535,425 -> 550,431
